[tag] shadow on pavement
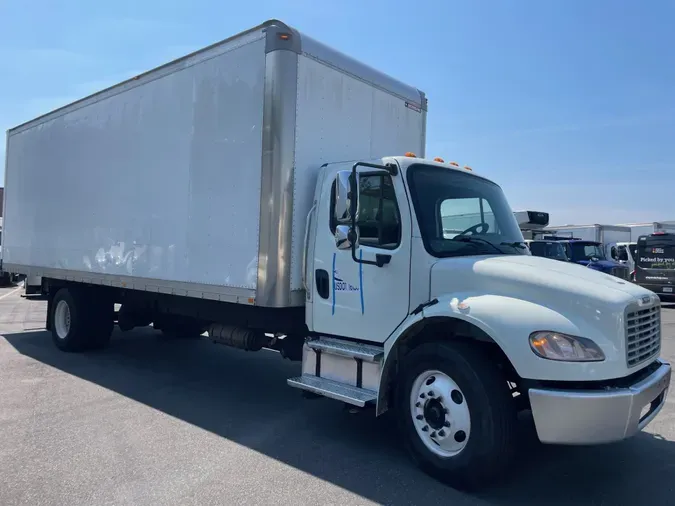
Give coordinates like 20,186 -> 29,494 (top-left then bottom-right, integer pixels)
5,328 -> 675,505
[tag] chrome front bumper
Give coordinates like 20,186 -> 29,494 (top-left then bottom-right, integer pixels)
529,359 -> 671,445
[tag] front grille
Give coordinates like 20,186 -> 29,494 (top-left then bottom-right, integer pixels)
611,266 -> 629,280
625,304 -> 661,368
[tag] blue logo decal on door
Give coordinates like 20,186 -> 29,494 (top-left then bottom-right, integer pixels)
331,252 -> 365,315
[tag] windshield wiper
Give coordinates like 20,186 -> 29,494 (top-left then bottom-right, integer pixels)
500,241 -> 527,250
453,236 -> 505,254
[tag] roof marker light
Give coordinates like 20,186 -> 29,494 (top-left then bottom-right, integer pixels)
464,166 -> 472,171
449,161 -> 459,167
433,157 -> 445,163
405,152 -> 417,158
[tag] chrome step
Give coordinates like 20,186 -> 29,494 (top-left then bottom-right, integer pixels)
287,375 -> 377,407
307,337 -> 383,363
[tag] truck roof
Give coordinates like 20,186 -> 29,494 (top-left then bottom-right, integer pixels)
8,19 -> 426,135
324,155 -> 497,184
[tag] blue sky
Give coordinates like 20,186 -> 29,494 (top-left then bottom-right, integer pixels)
1,0 -> 673,225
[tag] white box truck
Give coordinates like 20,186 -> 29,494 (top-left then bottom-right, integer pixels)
2,20 -> 671,489
620,222 -> 675,242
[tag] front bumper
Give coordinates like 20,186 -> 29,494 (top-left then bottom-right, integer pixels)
529,359 -> 671,444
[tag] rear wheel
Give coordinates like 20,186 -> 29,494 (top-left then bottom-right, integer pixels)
51,287 -> 113,352
396,341 -> 516,490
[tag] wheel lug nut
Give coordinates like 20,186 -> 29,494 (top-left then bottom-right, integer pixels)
416,415 -> 424,420
415,402 -> 421,408
430,431 -> 437,438
420,393 -> 426,399
428,391 -> 435,397
422,425 -> 429,432
443,421 -> 450,427
438,430 -> 445,437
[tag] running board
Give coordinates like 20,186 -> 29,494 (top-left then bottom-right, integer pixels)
287,375 -> 377,407
306,337 -> 383,363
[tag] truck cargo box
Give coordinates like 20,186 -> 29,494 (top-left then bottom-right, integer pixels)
2,20 -> 426,308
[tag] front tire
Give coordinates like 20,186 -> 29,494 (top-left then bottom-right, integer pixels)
396,341 -> 516,490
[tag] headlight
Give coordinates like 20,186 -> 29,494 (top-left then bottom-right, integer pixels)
529,331 -> 605,362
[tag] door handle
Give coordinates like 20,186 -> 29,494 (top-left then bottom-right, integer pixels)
315,269 -> 330,299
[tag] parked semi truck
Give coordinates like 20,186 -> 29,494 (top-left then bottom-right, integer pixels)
2,20 -> 670,489
544,225 -> 631,279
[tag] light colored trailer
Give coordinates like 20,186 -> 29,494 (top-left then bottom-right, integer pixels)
2,20 -> 425,309
617,222 -> 675,242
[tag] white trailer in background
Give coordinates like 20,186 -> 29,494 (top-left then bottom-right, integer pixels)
2,19 -> 670,490
618,222 -> 675,242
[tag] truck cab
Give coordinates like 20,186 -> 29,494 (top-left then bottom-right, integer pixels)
297,154 -> 670,487
559,239 -> 630,280
612,241 -> 638,281
524,239 -> 570,261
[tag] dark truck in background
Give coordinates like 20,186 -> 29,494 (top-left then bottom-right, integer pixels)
524,239 -> 570,262
636,232 -> 675,298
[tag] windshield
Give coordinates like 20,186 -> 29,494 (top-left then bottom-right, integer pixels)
406,164 -> 527,257
528,241 -> 568,260
637,235 -> 675,270
568,242 -> 605,261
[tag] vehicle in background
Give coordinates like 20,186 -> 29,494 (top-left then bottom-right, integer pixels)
613,241 -> 638,281
635,232 -> 675,298
558,239 -> 630,280
524,239 -> 569,261
2,20 -> 670,489
619,222 -> 675,242
0,222 -> 21,286
514,210 -> 549,240
545,224 -> 631,263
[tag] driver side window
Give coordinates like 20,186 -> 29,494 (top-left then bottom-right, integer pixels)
357,174 -> 401,249
441,197 -> 496,239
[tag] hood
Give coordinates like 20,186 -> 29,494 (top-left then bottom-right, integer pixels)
576,259 -> 623,269
430,254 -> 651,311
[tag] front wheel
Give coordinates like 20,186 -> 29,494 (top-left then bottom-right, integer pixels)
396,341 -> 516,490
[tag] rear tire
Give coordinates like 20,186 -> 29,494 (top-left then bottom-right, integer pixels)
396,340 -> 516,491
51,287 -> 113,352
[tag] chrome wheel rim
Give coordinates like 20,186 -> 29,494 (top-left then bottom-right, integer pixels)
410,370 -> 471,457
54,300 -> 71,339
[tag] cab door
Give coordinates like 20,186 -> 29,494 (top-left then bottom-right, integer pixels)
310,163 -> 412,343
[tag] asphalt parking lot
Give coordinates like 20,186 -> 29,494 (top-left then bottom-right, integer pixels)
2,285 -> 675,506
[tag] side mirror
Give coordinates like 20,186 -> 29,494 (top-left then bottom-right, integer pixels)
334,170 -> 360,224
335,224 -> 359,250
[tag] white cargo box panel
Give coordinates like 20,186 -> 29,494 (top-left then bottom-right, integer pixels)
2,19 -> 426,308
